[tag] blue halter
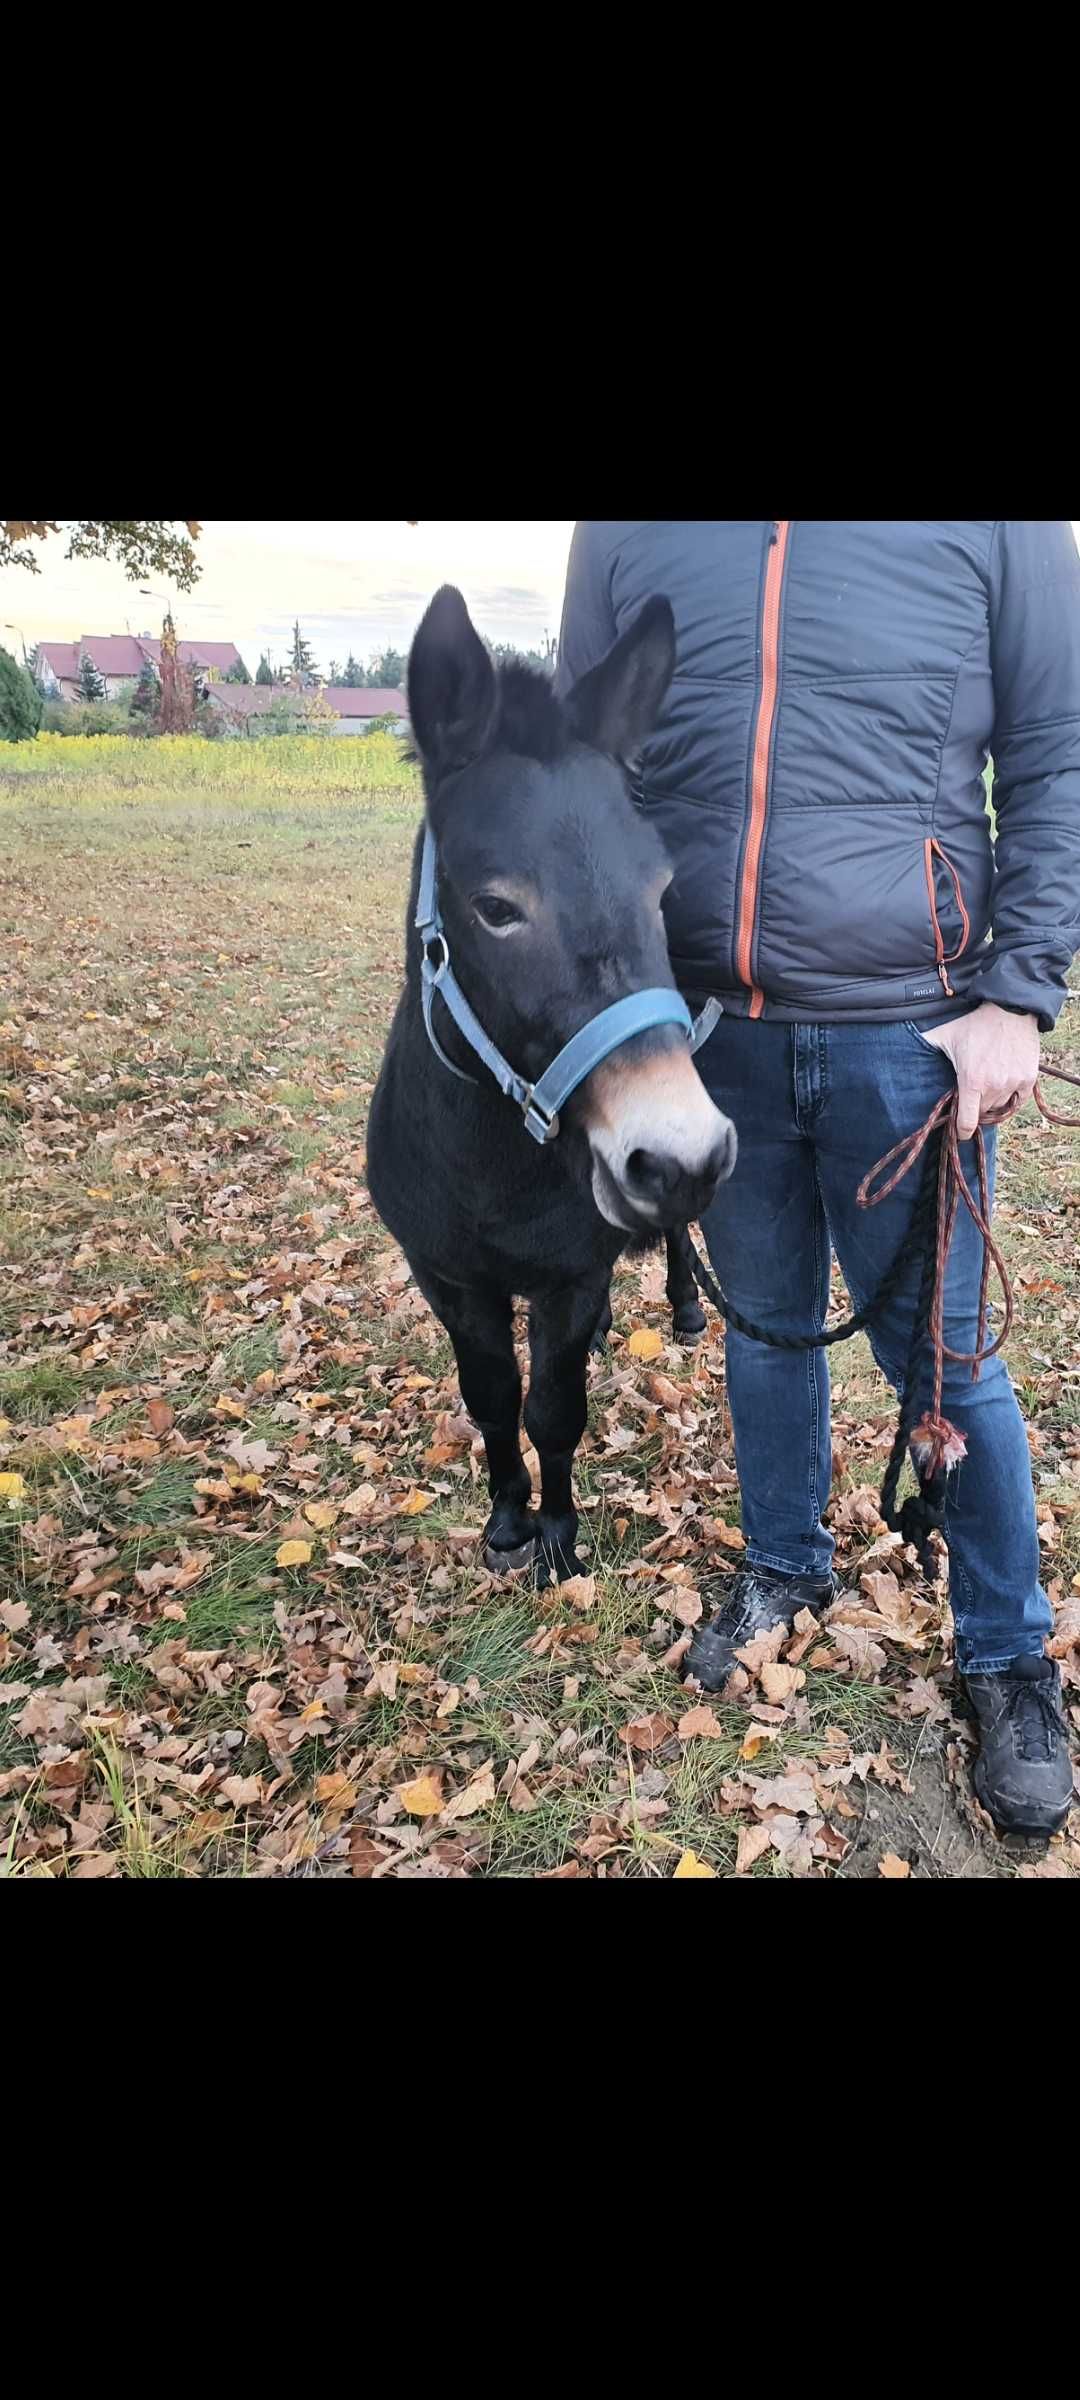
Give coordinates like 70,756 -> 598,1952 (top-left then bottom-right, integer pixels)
415,825 -> 721,1145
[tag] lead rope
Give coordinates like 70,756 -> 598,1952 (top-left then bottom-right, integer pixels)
683,1063 -> 1080,1575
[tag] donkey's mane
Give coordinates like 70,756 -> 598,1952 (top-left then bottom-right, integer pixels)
492,662 -> 569,764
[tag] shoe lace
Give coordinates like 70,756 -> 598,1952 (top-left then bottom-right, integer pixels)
1006,1675 -> 1062,1763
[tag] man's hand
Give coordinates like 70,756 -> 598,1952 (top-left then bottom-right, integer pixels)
921,1000 -> 1040,1140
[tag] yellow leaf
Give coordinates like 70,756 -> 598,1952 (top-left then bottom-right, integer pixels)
86,1186 -> 111,1200
399,1488 -> 436,1516
227,1473 -> 263,1495
397,1769 -> 444,1818
0,1472 -> 27,1505
304,1500 -> 339,1530
213,1396 -> 246,1419
0,1416 -> 11,1438
275,1538 -> 313,1568
740,1725 -> 779,1761
673,1849 -> 717,1879
316,1772 -> 356,1808
627,1327 -> 663,1361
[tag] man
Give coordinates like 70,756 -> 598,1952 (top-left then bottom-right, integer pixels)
556,522 -> 1080,1840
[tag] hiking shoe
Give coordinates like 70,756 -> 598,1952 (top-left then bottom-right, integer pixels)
682,1562 -> 835,1691
963,1656 -> 1074,1840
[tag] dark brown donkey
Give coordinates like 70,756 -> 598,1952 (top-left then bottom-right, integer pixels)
367,587 -> 735,1583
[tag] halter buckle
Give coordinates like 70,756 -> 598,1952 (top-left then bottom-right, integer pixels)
422,932 -> 450,983
522,1088 -> 560,1144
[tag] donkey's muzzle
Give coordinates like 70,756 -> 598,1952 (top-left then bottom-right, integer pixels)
623,1127 -> 736,1226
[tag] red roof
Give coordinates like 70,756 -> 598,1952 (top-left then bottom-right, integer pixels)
39,634 -> 242,682
140,638 -> 242,673
324,686 -> 408,717
41,635 -> 144,679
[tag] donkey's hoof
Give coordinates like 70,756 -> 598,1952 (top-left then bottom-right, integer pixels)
673,1307 -> 707,1347
483,1537 -> 538,1576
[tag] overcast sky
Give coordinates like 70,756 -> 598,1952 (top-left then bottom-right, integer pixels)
4,523 -> 1078,680
0,521 -> 576,677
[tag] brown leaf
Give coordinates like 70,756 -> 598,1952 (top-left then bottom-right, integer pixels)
398,1488 -> 436,1516
674,1588 -> 703,1627
735,1822 -> 772,1874
878,1852 -> 912,1879
220,1774 -> 262,1807
146,1399 -> 174,1436
619,1711 -> 675,1753
559,1573 -> 597,1611
677,1704 -> 725,1740
0,1598 -> 31,1635
760,1661 -> 806,1706
740,1724 -> 780,1761
304,1500 -> 339,1531
441,1767 -> 496,1822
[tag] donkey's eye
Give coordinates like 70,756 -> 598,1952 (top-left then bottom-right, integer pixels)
473,894 -> 525,933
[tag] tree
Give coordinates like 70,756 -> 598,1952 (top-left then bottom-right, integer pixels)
0,521 -> 202,590
157,613 -> 193,733
340,653 -> 365,687
225,654 -> 253,684
130,659 -> 159,719
0,644 -> 43,741
367,646 -> 405,689
327,659 -> 342,686
77,650 -> 106,702
256,652 -> 274,686
288,620 -> 318,682
25,644 -> 44,692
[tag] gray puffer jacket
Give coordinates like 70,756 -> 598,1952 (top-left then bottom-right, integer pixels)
555,522 -> 1080,1029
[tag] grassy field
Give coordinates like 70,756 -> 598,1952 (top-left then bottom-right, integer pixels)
2,734 -> 1079,1879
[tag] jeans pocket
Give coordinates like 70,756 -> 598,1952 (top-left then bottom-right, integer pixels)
903,1019 -> 957,1064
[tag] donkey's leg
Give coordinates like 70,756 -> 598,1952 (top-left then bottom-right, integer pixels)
589,1283 -> 614,1355
411,1267 -> 535,1570
666,1226 -> 706,1346
526,1275 -> 609,1584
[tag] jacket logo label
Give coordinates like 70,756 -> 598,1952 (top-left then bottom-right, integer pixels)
906,982 -> 942,1001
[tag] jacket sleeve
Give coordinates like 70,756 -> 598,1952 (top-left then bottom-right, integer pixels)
553,522 -> 618,699
967,520 -> 1080,1029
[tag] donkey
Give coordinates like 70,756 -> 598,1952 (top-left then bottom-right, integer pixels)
366,587 -> 736,1584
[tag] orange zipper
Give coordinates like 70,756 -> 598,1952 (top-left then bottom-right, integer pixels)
737,520 -> 790,1017
924,837 -> 971,998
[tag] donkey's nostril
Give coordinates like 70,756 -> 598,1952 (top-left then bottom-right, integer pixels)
626,1148 -> 682,1200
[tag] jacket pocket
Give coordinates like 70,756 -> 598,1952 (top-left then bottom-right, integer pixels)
923,839 -> 970,998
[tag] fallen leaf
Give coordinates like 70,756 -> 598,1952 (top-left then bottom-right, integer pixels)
619,1711 -> 675,1752
878,1852 -> 912,1879
735,1822 -> 772,1874
146,1399 -> 174,1436
711,1520 -> 746,1551
677,1704 -> 725,1739
399,1488 -> 436,1516
0,1598 -> 31,1634
275,1538 -> 312,1568
627,1327 -> 663,1360
304,1500 -> 339,1530
559,1573 -> 597,1611
674,1588 -> 703,1626
442,1768 -> 496,1822
740,1724 -> 780,1761
316,1772 -> 356,1808
760,1661 -> 806,1705
220,1775 -> 262,1807
0,1472 -> 27,1505
397,1769 -> 444,1817
673,1849 -> 716,1878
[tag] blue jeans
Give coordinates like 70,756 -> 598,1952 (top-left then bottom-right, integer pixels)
695,1018 -> 1051,1675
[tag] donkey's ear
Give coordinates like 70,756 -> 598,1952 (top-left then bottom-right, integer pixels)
564,595 -> 675,759
408,586 -> 497,774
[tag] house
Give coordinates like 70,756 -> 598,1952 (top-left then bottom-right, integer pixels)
38,633 -> 243,702
204,682 -> 410,738
322,687 -> 410,736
